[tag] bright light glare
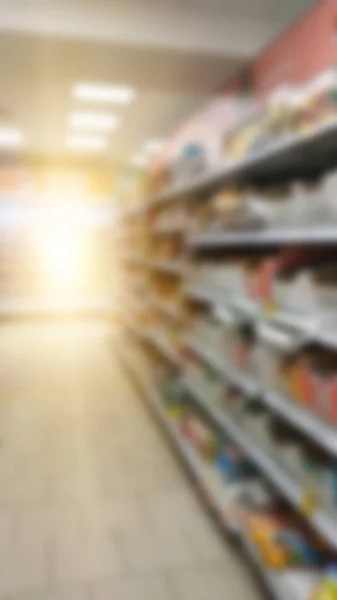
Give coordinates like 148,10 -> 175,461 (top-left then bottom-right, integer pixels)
0,128 -> 24,148
73,83 -> 135,104
69,111 -> 119,131
43,237 -> 81,284
35,206 -> 86,291
67,135 -> 107,152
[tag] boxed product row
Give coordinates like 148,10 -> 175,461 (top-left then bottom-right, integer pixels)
189,309 -> 337,429
180,359 -> 337,517
188,254 -> 337,318
162,374 -> 255,482
196,170 -> 337,233
150,203 -> 188,232
147,68 -> 337,194
225,390 -> 337,516
158,369 -> 337,572
224,69 -> 337,161
244,504 -> 333,570
148,235 -> 184,263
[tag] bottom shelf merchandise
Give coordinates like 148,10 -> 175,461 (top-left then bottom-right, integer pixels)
182,350 -> 337,523
119,334 -> 337,600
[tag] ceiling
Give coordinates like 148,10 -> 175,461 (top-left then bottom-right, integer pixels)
0,0 -> 316,166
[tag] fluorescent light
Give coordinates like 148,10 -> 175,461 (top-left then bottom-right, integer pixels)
73,83 -> 135,104
143,139 -> 163,154
69,111 -> 119,131
0,128 -> 24,148
67,135 -> 107,152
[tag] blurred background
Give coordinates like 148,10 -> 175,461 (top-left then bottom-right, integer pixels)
0,0 -> 316,317
4,3 -> 337,600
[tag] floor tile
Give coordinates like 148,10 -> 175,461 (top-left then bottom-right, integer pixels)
4,585 -> 91,600
91,574 -> 172,600
0,324 -> 261,600
167,562 -> 260,600
51,527 -> 123,584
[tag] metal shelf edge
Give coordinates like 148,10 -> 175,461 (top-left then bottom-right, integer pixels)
181,375 -> 337,549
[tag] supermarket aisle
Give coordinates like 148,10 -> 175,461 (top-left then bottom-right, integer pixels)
0,322 -> 260,600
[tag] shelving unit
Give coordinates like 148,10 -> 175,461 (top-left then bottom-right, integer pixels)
119,120 -> 337,218
117,112 -> 337,600
149,259 -> 186,276
189,227 -> 337,250
119,335 -> 320,600
181,374 -> 337,547
119,341 -> 235,531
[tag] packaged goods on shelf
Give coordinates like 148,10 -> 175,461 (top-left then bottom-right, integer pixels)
223,70 -> 337,163
276,252 -> 337,317
215,445 -> 253,481
245,505 -> 334,569
119,62 -> 337,600
152,203 -> 188,232
183,339 -> 337,515
240,399 -> 273,450
298,70 -> 337,132
206,189 -> 266,232
163,377 -> 185,413
171,143 -> 208,185
310,564 -> 337,600
180,413 -> 219,460
192,171 -> 337,245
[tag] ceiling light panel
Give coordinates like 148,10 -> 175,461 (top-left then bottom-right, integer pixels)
69,111 -> 119,131
0,128 -> 24,148
67,135 -> 107,151
73,83 -> 135,104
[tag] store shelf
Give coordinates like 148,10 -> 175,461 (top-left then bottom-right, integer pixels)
118,316 -> 147,339
149,259 -> 186,276
145,120 -> 337,210
185,285 -> 260,324
149,297 -> 181,320
270,312 -> 337,352
317,328 -> 337,351
185,334 -> 260,397
152,222 -> 186,235
184,283 -> 217,304
263,390 -> 337,456
240,529 -> 319,600
120,339 -> 321,600
119,344 -> 231,530
181,374 -> 337,548
226,295 -> 261,321
146,330 -> 181,366
186,332 -> 337,456
118,121 -> 337,220
189,226 -> 337,250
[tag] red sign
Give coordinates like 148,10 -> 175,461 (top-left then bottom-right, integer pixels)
253,0 -> 337,99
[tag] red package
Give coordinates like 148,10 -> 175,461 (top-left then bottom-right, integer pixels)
325,376 -> 337,426
299,365 -> 317,410
258,259 -> 278,304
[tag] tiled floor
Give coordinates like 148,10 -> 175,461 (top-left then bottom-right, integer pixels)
0,322 -> 261,600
